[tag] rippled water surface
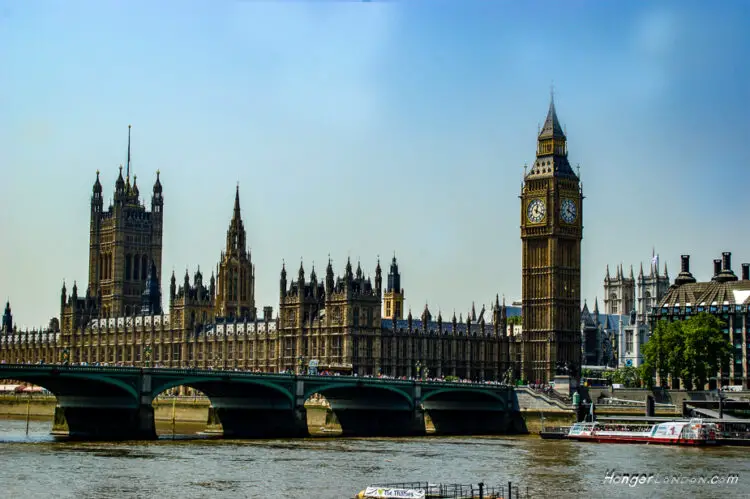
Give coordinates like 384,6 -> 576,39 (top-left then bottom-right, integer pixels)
0,419 -> 747,499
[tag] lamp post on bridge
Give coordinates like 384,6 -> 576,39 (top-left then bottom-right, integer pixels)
415,360 -> 422,380
144,345 -> 152,368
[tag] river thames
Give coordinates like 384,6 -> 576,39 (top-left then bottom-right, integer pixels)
0,419 -> 746,499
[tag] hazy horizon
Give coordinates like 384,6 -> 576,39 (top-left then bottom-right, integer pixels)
2,0 -> 749,328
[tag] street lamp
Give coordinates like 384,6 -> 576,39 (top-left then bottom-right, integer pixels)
298,356 -> 304,375
144,345 -> 152,368
415,360 -> 422,380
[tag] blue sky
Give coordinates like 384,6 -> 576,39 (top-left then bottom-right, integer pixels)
1,0 -> 749,328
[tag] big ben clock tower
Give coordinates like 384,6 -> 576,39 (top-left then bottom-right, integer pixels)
520,95 -> 583,384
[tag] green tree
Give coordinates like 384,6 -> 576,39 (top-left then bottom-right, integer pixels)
682,313 -> 731,389
641,320 -> 671,386
642,314 -> 731,389
507,315 -> 522,326
638,363 -> 655,389
611,366 -> 641,388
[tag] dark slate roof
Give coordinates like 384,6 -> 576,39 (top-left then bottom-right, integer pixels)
658,279 -> 750,308
539,98 -> 565,139
380,306 -> 522,334
527,155 -> 576,178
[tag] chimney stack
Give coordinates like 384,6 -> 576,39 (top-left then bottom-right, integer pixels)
722,252 -> 732,272
674,254 -> 697,286
680,255 -> 690,274
713,259 -> 722,278
742,263 -> 749,281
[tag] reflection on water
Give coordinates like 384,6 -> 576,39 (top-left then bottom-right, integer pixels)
0,418 -> 747,499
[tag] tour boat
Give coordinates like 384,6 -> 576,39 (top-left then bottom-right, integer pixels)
566,418 -> 719,446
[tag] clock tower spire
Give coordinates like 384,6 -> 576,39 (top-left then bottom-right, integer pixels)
519,95 -> 583,383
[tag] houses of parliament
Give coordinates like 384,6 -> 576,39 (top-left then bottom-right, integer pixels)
0,99 -> 583,383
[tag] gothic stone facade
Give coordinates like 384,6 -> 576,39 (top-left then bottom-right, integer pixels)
1,149 -> 514,380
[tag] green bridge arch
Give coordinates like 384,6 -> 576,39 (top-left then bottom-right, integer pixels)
304,381 -> 414,410
420,387 -> 508,409
150,377 -> 296,405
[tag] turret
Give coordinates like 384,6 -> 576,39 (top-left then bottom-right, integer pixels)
2,301 -> 12,333
210,272 -> 216,299
170,271 -> 177,303
298,260 -> 305,284
356,260 -> 363,279
131,174 -> 140,200
152,170 -> 163,213
325,257 -> 334,296
61,281 -> 67,309
375,257 -> 382,296
345,257 -> 353,280
72,281 -> 78,301
91,170 -> 103,215
195,266 -> 203,301
114,165 -> 126,201
422,303 -> 431,324
280,262 -> 287,298
183,268 -> 190,291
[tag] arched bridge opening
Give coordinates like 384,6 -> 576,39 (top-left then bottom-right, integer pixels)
421,388 -> 515,435
1,370 -> 146,440
308,383 -> 422,437
150,377 -> 302,439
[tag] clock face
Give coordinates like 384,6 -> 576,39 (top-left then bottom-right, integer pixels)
561,198 -> 577,224
527,198 -> 546,224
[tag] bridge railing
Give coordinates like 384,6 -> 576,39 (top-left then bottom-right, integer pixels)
0,364 -> 513,390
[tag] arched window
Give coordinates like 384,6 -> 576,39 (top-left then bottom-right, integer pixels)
125,255 -> 132,280
353,307 -> 360,326
133,256 -> 140,282
609,293 -> 618,314
141,255 -> 148,280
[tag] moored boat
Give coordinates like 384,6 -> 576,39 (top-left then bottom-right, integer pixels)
539,426 -> 570,439
567,418 -> 718,446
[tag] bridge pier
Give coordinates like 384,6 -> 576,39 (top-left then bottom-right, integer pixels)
206,406 -> 309,438
332,408 -> 426,437
52,404 -> 157,441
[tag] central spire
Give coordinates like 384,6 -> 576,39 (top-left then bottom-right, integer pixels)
226,184 -> 246,253
538,91 -> 565,140
233,183 -> 241,220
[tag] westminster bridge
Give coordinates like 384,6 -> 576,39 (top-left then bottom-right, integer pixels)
0,364 -> 529,440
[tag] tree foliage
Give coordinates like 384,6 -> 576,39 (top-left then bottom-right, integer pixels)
507,315 -> 522,326
640,313 -> 731,389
